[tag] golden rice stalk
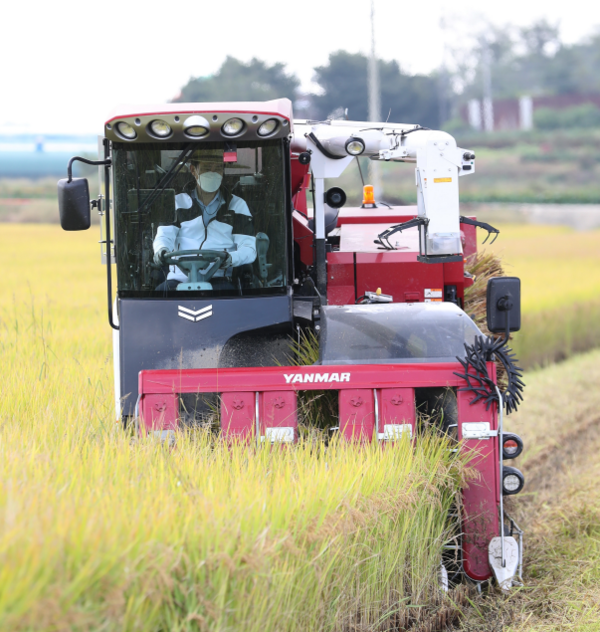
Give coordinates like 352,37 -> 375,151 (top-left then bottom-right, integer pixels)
464,250 -> 506,336
287,329 -> 339,431
464,251 -> 510,389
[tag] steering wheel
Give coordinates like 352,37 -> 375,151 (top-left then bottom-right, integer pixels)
162,249 -> 229,284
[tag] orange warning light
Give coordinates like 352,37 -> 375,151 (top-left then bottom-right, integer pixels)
362,185 -> 376,207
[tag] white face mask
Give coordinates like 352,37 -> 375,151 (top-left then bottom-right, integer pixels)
198,171 -> 223,193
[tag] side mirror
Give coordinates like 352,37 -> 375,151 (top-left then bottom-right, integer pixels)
486,277 -> 521,333
57,177 -> 91,231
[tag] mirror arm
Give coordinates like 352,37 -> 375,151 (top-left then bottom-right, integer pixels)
67,156 -> 111,182
498,295 -> 513,347
99,141 -> 119,331
499,310 -> 511,348
488,301 -> 512,357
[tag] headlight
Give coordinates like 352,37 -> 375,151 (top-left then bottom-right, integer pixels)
149,119 -> 172,138
222,117 -> 245,136
345,137 -> 365,156
502,433 -> 523,460
502,466 -> 524,495
257,118 -> 278,136
183,115 -> 210,138
117,122 -> 136,140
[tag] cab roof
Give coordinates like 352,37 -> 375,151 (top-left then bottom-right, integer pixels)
105,98 -> 293,126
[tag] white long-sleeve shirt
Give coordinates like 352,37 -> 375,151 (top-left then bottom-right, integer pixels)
153,190 -> 257,282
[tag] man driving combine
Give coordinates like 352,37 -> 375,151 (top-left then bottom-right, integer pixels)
153,148 -> 256,291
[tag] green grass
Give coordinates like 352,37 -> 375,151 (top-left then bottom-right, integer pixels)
0,171 -> 99,223
327,128 -> 600,206
453,128 -> 600,204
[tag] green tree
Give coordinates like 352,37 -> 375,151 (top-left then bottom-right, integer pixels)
453,19 -> 600,100
546,34 -> 600,95
520,20 -> 560,56
175,57 -> 299,103
534,104 -> 600,129
311,51 -> 439,127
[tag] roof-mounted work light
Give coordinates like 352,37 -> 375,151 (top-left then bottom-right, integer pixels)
184,115 -> 210,138
117,122 -> 136,140
149,119 -> 172,138
222,117 -> 245,136
258,118 -> 279,137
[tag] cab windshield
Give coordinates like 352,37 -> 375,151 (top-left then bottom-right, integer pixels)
112,139 -> 288,297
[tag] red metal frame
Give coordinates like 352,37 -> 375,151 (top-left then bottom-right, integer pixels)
291,196 -> 478,308
457,361 -> 499,581
457,389 -> 500,580
138,361 -> 499,581
139,363 -> 465,397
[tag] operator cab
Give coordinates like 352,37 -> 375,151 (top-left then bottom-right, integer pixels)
57,100 -> 296,418
113,139 -> 289,297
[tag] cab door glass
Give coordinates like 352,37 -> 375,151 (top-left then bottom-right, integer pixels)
112,139 -> 287,296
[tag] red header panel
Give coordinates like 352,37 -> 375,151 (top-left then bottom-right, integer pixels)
139,362 -> 465,396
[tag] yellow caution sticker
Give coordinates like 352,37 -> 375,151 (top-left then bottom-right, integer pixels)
433,177 -> 452,183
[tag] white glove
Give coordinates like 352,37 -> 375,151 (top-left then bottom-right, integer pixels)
154,247 -> 168,265
220,253 -> 233,269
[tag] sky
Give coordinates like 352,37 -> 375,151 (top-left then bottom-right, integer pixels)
2,0 -> 599,135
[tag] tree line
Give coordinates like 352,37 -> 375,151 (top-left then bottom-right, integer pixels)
454,20 -> 600,101
174,52 -> 440,127
174,20 -> 600,128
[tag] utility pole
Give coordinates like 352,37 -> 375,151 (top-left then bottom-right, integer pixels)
368,0 -> 383,197
438,13 -> 449,127
482,43 -> 494,132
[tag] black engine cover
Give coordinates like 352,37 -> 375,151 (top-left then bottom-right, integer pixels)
117,294 -> 292,416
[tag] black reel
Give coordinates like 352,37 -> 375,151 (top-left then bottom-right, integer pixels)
454,335 -> 525,415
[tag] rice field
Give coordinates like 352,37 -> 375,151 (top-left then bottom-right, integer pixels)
457,348 -> 600,630
0,225 -> 465,630
480,224 -> 600,313
2,221 -> 598,630
477,224 -> 600,367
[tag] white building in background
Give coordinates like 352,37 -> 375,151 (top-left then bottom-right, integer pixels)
468,99 -> 482,130
519,96 -> 533,131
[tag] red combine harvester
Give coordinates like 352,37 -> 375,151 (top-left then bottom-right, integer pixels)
58,98 -> 525,589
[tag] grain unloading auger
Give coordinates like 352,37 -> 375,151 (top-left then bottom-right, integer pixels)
57,98 -> 525,589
